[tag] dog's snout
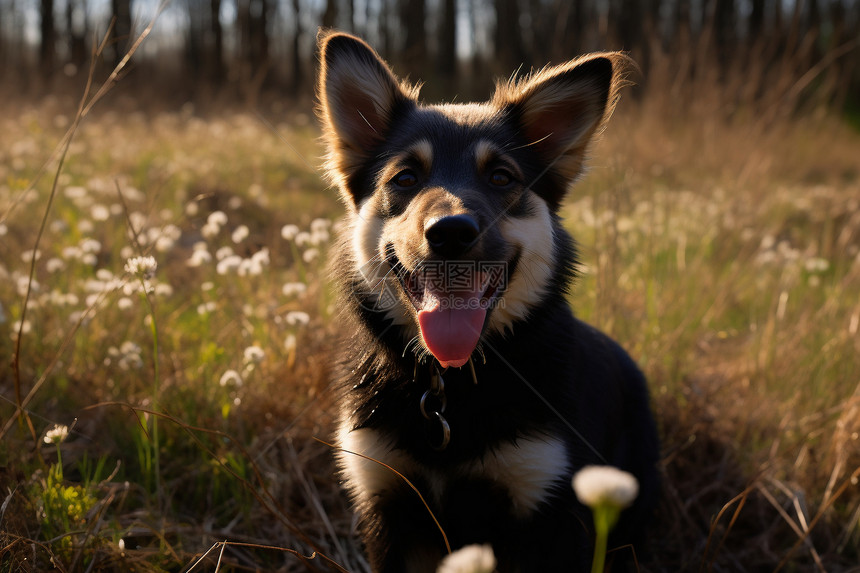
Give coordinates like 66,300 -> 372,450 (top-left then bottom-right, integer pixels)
424,214 -> 480,258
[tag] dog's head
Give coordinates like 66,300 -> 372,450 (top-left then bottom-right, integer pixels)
317,31 -> 631,368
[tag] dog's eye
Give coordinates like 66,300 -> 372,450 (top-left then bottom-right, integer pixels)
392,170 -> 418,189
489,169 -> 514,187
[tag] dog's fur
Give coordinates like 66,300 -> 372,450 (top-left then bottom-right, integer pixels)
317,31 -> 659,573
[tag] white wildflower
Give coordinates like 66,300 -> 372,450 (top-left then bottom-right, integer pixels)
187,248 -> 212,267
91,204 -> 110,221
281,224 -> 299,241
43,424 -> 70,445
125,256 -> 157,279
21,249 -> 41,263
207,211 -> 228,227
282,282 -> 307,297
78,219 -> 94,234
197,301 -> 216,315
302,248 -> 320,263
216,255 -> 242,275
219,369 -> 243,387
286,311 -> 310,326
243,345 -> 265,365
572,465 -> 639,510
436,544 -> 496,573
215,246 -> 234,260
804,257 -> 829,274
295,231 -> 312,247
117,297 -> 134,310
231,224 -> 250,243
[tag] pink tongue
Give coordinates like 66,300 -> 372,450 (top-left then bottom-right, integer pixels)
417,281 -> 487,369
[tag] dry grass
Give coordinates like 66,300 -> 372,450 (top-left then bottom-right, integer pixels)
1,50 -> 860,572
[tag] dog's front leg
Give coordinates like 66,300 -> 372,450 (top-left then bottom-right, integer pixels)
358,481 -> 448,573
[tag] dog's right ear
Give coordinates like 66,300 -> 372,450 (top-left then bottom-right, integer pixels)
317,31 -> 417,206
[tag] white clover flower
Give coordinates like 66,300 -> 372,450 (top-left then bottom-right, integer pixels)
219,369 -> 243,387
216,255 -> 242,275
310,218 -> 331,233
187,248 -> 212,267
436,544 -> 496,573
295,231 -> 312,247
281,224 -> 299,241
572,465 -> 639,510
804,257 -> 830,274
302,248 -> 320,263
207,211 -> 228,227
251,247 -> 270,266
282,282 -> 307,297
155,235 -> 175,252
21,249 -> 41,263
125,256 -> 157,279
286,311 -> 310,326
91,204 -> 110,221
215,246 -> 234,260
238,258 -> 263,277
243,345 -> 265,365
43,424 -> 70,444
231,224 -> 250,244
201,221 -> 220,239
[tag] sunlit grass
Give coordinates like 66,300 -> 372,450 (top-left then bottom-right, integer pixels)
1,92 -> 859,570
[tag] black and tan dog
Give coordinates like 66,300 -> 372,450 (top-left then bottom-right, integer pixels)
317,30 -> 659,572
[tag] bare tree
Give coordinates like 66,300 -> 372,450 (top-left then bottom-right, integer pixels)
39,0 -> 56,77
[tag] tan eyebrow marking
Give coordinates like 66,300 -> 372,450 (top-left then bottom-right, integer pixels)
474,139 -> 523,179
407,139 -> 433,172
474,139 -> 499,172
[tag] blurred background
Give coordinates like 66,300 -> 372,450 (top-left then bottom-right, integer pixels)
2,0 -> 859,117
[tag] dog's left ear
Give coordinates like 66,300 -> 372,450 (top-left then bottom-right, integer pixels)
493,53 -> 633,204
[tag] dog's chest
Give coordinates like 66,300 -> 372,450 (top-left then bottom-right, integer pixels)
338,426 -> 571,517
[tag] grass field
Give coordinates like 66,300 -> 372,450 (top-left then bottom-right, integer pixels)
1,82 -> 860,572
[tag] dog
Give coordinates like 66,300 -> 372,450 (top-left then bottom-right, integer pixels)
317,30 -> 659,572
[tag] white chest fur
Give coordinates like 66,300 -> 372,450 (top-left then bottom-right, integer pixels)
338,425 -> 571,517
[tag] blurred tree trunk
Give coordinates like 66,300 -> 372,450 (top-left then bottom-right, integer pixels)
437,0 -> 456,90
322,0 -> 337,29
210,0 -> 224,84
400,0 -> 426,73
494,0 -> 525,73
39,0 -> 55,78
110,0 -> 132,65
713,0 -> 735,70
66,0 -> 88,70
291,0 -> 302,94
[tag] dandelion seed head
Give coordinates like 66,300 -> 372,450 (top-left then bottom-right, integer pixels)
243,345 -> 265,365
286,311 -> 310,326
436,544 -> 496,573
232,224 -> 250,244
281,282 -> 307,297
302,248 -> 320,263
572,465 -> 639,510
281,224 -> 299,241
43,424 -> 70,445
219,369 -> 243,387
125,256 -> 157,279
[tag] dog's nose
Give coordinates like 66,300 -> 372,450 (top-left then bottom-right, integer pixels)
424,214 -> 480,258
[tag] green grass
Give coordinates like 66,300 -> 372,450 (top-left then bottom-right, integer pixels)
1,89 -> 860,571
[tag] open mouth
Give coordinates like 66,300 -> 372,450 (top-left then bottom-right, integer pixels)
386,245 -> 507,368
